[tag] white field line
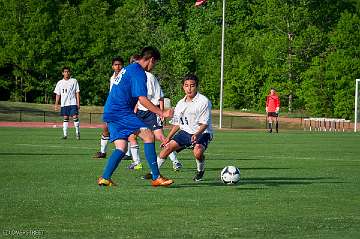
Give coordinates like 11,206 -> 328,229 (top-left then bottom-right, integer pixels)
209,153 -> 360,162
8,144 -> 360,162
14,143 -> 95,150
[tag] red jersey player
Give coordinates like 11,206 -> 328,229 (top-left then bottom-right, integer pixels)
266,88 -> 280,133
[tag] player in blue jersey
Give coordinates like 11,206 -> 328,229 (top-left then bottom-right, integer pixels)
93,57 -> 132,160
97,46 -> 174,187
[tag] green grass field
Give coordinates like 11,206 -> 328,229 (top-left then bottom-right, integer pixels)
0,127 -> 359,239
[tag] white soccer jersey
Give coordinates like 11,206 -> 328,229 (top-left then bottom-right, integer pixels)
137,71 -> 164,111
109,71 -> 121,91
53,78 -> 80,107
172,93 -> 213,134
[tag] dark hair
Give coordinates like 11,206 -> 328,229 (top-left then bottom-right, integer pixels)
129,54 -> 141,64
141,46 -> 161,61
182,74 -> 199,86
112,57 -> 124,66
62,66 -> 70,72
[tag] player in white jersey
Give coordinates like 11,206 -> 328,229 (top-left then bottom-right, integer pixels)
93,57 -> 132,159
129,69 -> 183,171
149,74 -> 213,181
54,67 -> 81,140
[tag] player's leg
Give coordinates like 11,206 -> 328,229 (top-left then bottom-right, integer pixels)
192,133 -> 211,181
72,114 -> 80,139
60,106 -> 69,139
137,128 -> 173,186
193,145 -> 206,181
94,123 -> 109,158
153,129 -> 182,171
158,140 -> 182,168
62,116 -> 69,139
69,105 -> 80,139
127,134 -> 142,170
98,138 -> 128,186
268,115 -> 273,133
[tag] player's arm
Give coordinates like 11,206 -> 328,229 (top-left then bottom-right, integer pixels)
191,123 -> 208,144
54,94 -> 60,111
191,101 -> 211,143
159,98 -> 164,111
162,124 -> 180,146
275,96 -> 280,113
265,96 -> 269,112
138,96 -> 173,118
159,98 -> 165,121
76,92 -> 80,110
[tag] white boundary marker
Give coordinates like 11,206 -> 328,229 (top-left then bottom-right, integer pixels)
355,79 -> 360,132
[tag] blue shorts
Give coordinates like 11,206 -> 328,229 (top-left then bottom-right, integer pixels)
60,105 -> 79,117
172,130 -> 212,152
136,110 -> 163,130
106,114 -> 148,142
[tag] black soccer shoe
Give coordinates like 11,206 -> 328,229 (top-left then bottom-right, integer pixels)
193,170 -> 205,182
93,152 -> 106,159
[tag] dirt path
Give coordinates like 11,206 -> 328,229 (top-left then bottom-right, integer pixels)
0,110 -> 304,128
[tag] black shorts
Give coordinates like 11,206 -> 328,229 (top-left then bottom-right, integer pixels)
60,105 -> 79,117
172,130 -> 212,152
136,110 -> 163,131
267,112 -> 278,117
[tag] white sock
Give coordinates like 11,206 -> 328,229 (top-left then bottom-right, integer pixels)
157,156 -> 165,168
74,119 -> 80,134
126,142 -> 131,156
63,121 -> 68,136
100,135 -> 109,153
196,159 -> 205,172
168,152 -> 179,164
130,144 -> 141,164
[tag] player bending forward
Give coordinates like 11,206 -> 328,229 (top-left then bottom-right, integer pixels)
97,46 -> 174,187
93,57 -> 132,159
157,74 -> 213,181
127,54 -> 182,171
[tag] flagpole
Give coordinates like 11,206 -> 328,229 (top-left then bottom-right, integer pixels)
219,0 -> 225,129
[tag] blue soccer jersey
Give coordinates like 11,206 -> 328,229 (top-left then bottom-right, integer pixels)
102,63 -> 149,141
103,63 -> 148,121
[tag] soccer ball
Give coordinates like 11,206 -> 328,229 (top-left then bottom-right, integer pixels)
221,166 -> 240,185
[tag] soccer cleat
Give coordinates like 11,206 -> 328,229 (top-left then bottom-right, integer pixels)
93,152 -> 106,159
193,170 -> 205,181
128,162 -> 143,170
62,135 -> 67,139
76,133 -> 80,140
151,176 -> 174,187
268,129 -> 272,133
173,162 -> 183,171
97,177 -> 116,186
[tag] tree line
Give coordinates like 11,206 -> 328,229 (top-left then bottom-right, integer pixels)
0,0 -> 359,119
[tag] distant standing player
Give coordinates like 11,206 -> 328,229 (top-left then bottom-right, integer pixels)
94,57 -> 131,159
266,88 -> 280,133
54,67 -> 80,140
155,74 -> 213,181
97,46 -> 174,187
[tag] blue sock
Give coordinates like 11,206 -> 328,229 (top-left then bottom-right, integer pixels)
144,143 -> 160,180
102,149 -> 125,179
